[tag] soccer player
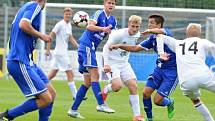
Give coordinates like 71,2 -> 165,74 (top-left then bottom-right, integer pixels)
0,0 -> 56,121
101,15 -> 144,121
110,14 -> 178,121
157,23 -> 215,121
67,0 -> 117,119
45,7 -> 79,100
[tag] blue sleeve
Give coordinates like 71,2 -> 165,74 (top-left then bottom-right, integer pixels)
22,3 -> 42,23
139,36 -> 153,49
163,28 -> 173,37
91,10 -> 103,23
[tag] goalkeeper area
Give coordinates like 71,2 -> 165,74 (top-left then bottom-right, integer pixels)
0,79 -> 214,121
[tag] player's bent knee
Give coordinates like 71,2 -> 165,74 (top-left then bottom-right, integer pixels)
37,91 -> 53,108
143,88 -> 153,98
112,83 -> 122,92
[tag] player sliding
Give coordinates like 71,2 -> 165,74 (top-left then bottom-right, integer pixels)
157,23 -> 215,121
110,14 -> 178,121
102,15 -> 144,121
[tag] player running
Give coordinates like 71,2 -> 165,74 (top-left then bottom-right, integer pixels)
102,15 -> 144,121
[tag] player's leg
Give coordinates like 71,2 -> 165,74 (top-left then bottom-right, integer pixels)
125,79 -> 144,121
68,73 -> 91,119
143,69 -> 161,121
47,69 -> 58,80
66,70 -> 77,99
121,64 -> 144,121
102,66 -> 122,101
36,65 -> 56,121
89,68 -> 115,113
1,61 -> 53,120
182,74 -> 214,121
154,68 -> 177,119
102,78 -> 122,101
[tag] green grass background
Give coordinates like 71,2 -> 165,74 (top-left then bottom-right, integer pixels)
0,79 -> 215,121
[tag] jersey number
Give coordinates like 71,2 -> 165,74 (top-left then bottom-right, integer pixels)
179,41 -> 198,55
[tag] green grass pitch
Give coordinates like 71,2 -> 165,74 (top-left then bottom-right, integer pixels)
0,79 -> 214,121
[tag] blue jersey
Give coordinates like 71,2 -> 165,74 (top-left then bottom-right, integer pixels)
7,1 -> 42,66
139,28 -> 176,68
79,10 -> 117,50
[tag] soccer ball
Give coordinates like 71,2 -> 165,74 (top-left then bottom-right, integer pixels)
73,11 -> 89,28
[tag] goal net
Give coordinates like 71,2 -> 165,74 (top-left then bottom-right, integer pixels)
38,3 -> 215,81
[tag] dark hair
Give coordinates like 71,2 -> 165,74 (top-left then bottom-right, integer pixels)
148,14 -> 164,27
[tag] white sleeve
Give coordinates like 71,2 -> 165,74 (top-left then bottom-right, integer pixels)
52,22 -> 60,34
204,39 -> 215,58
157,35 -> 176,53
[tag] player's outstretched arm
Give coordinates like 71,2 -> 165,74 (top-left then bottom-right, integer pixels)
110,44 -> 143,52
141,28 -> 166,36
19,20 -> 52,42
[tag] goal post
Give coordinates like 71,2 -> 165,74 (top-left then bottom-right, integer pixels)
206,17 -> 215,42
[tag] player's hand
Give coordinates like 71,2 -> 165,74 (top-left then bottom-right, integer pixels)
102,25 -> 112,34
103,65 -> 111,73
159,52 -> 170,61
141,29 -> 151,36
40,34 -> 52,43
109,44 -> 119,50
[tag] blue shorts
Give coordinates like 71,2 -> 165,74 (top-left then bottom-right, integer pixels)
7,60 -> 49,97
78,44 -> 98,74
146,67 -> 178,97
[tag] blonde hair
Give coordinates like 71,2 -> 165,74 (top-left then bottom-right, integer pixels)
186,23 -> 201,37
64,7 -> 73,13
128,15 -> 142,24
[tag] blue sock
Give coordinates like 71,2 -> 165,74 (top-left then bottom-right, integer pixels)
91,82 -> 104,105
39,102 -> 53,121
143,97 -> 153,119
8,98 -> 38,120
160,97 -> 171,106
72,84 -> 88,110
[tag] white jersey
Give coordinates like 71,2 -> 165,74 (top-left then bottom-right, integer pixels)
103,28 -> 140,65
52,20 -> 72,55
159,36 -> 215,84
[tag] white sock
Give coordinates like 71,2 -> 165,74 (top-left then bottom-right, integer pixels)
103,84 -> 113,94
195,102 -> 214,121
68,81 -> 77,98
129,95 -> 141,116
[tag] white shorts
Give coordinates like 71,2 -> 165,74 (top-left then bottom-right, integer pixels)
51,54 -> 72,71
106,62 -> 136,82
180,72 -> 215,100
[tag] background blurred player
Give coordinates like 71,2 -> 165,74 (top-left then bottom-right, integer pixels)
110,14 -> 178,121
67,0 -> 117,119
0,0 -> 56,121
102,15 -> 144,121
45,7 -> 79,100
157,23 -> 215,121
